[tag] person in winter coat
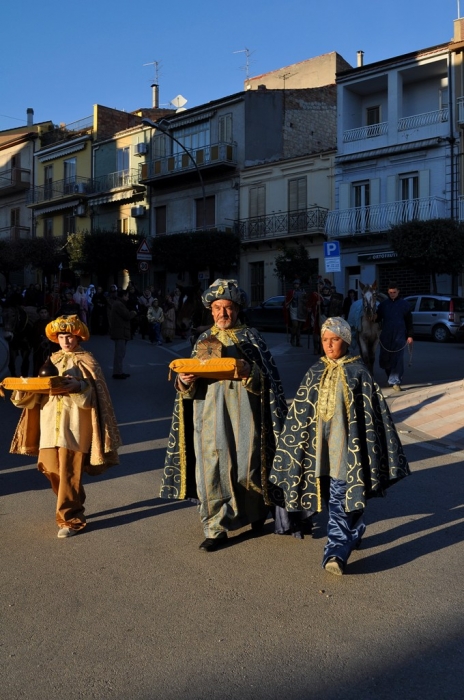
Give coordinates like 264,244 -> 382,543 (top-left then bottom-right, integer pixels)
109,289 -> 136,379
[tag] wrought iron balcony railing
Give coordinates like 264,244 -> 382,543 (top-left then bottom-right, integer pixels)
27,176 -> 94,205
343,122 -> 388,142
92,169 -> 142,193
139,142 -> 237,181
325,196 -> 448,237
0,168 -> 31,194
0,225 -> 31,239
237,206 -> 328,241
343,107 -> 449,143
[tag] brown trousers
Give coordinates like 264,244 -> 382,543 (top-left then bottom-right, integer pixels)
38,448 -> 87,530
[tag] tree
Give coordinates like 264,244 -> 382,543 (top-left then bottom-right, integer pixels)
388,218 -> 464,293
0,239 -> 28,284
151,230 -> 241,282
67,230 -> 141,286
273,244 -> 318,285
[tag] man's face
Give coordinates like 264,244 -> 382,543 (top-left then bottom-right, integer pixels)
57,333 -> 79,351
388,288 -> 399,300
38,309 -> 49,320
211,300 -> 239,329
322,331 -> 348,360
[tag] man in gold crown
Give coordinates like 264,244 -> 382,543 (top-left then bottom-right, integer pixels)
270,317 -> 410,575
161,279 -> 288,551
9,315 -> 121,538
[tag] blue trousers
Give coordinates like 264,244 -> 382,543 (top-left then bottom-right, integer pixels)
321,477 -> 366,568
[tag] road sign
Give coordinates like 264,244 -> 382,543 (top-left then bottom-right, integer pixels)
136,239 -> 152,261
324,240 -> 341,272
138,261 -> 149,272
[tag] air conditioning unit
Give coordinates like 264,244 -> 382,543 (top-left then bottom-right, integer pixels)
73,182 -> 87,193
131,205 -> 146,217
134,143 -> 148,156
76,204 -> 86,216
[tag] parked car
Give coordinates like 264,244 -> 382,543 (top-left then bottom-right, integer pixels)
404,295 -> 464,342
245,296 -> 285,331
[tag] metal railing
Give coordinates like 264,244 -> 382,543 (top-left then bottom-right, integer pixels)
325,197 -> 448,237
92,169 -> 141,193
0,225 -> 31,239
237,206 -> 328,241
398,108 -> 448,130
343,122 -> 388,142
27,176 -> 94,205
140,142 -> 237,181
0,168 -> 31,190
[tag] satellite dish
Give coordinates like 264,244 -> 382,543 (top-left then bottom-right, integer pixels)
171,94 -> 187,110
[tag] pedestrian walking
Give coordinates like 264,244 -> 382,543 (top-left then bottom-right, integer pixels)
109,289 -> 136,379
270,316 -> 410,575
161,279 -> 287,551
9,314 -> 121,538
376,281 -> 414,391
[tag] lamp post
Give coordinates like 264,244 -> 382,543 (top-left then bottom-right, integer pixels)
141,117 -> 207,230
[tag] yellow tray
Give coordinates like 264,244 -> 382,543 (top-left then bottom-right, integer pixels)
0,376 -> 67,394
168,358 -> 245,380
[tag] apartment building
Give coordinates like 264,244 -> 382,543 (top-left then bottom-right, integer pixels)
326,20 -> 464,296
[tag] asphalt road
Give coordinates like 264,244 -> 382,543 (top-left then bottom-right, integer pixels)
1,332 -> 463,700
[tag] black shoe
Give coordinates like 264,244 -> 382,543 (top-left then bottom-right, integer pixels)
251,517 -> 267,533
112,374 -> 128,379
199,535 -> 227,552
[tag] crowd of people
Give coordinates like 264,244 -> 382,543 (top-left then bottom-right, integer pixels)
3,276 -> 411,577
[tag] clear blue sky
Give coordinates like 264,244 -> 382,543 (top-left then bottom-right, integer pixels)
0,0 -> 459,132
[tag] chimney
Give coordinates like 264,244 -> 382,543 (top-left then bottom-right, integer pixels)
454,18 -> 464,42
26,108 -> 34,126
151,83 -> 159,108
357,51 -> 364,67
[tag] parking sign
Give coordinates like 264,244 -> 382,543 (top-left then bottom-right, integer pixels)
324,240 -> 341,272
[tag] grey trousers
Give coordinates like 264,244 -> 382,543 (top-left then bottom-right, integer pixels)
113,338 -> 127,375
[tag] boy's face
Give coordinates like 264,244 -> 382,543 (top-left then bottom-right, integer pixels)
57,333 -> 79,351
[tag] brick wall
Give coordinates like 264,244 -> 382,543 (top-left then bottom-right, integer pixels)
282,85 -> 337,158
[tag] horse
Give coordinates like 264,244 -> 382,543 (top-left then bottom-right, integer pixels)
348,281 -> 381,374
2,303 -> 36,377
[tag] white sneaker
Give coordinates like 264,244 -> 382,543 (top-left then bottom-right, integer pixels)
57,527 -> 78,538
392,384 -> 402,392
325,557 -> 344,575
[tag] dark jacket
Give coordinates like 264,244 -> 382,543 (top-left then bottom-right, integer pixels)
109,299 -> 136,340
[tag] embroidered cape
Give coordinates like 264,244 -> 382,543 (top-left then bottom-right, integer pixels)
10,347 -> 121,475
160,325 -> 287,503
269,355 -> 410,513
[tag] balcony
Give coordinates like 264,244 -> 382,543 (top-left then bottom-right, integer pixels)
326,197 -> 448,237
139,142 -> 237,185
0,168 -> 31,196
457,97 -> 464,125
342,108 -> 448,144
343,122 -> 388,142
92,169 -> 144,194
27,176 -> 94,207
0,225 -> 31,240
237,206 -> 328,242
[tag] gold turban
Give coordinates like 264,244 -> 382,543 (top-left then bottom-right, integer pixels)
321,316 -> 351,346
45,315 -> 90,343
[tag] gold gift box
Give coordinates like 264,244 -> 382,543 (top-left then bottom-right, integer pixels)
0,376 -> 67,395
168,358 -> 245,380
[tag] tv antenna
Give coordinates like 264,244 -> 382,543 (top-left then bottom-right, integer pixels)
279,71 -> 297,89
143,60 -> 162,84
233,47 -> 255,87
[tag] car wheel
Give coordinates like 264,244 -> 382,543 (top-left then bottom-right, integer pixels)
432,324 -> 450,342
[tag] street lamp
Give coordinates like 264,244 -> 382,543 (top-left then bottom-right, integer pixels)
141,117 -> 207,230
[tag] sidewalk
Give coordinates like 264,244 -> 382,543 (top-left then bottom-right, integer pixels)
390,379 -> 464,450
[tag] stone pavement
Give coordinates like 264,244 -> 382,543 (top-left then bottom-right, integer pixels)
390,379 -> 464,451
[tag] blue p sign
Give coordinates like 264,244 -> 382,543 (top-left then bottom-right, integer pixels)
324,241 -> 340,257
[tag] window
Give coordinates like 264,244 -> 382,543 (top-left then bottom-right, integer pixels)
44,165 -> 53,199
288,177 -> 307,211
117,147 -> 130,173
219,114 -> 233,143
10,208 -> 20,226
117,218 -> 129,234
63,214 -> 76,235
155,205 -> 167,235
44,218 -> 53,238
353,181 -> 370,233
172,122 -> 210,155
64,158 -> 76,185
250,261 -> 264,304
366,106 -> 381,137
195,195 -> 215,229
249,186 -> 265,218
400,173 -> 419,221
